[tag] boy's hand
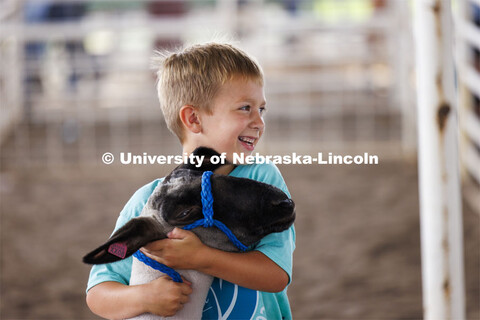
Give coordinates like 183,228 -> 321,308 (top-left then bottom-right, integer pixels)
140,228 -> 209,270
86,278 -> 192,319
141,275 -> 193,317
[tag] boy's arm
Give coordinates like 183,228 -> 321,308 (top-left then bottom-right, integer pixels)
86,277 -> 192,319
199,249 -> 289,292
140,227 -> 290,293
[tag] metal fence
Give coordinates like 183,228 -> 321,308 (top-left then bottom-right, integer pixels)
455,0 -> 480,213
1,0 -> 415,168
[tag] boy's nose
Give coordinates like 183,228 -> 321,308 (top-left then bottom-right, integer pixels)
250,111 -> 265,130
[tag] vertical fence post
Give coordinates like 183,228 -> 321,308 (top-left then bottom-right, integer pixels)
413,0 -> 466,319
393,0 -> 416,158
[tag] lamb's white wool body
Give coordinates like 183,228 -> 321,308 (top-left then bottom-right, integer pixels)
127,259 -> 213,320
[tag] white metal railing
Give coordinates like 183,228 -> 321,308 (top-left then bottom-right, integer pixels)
0,0 -> 411,167
414,0 -> 466,318
455,0 -> 480,187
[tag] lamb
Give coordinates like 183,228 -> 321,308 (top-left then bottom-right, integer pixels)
83,147 -> 296,320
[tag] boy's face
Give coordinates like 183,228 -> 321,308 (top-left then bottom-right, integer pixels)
198,77 -> 266,161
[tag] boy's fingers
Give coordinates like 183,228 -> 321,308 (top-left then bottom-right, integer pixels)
180,292 -> 190,304
180,282 -> 193,295
139,248 -> 165,264
143,239 -> 166,251
181,276 -> 192,286
167,227 -> 190,239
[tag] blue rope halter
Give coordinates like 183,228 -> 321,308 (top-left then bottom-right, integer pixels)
133,171 -> 248,283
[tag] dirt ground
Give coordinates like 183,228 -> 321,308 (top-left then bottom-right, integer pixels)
0,161 -> 478,319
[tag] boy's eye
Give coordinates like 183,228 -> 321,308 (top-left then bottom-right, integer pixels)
239,105 -> 251,111
259,107 -> 267,115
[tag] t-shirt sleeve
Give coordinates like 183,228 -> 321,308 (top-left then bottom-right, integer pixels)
254,225 -> 295,284
232,163 -> 296,284
86,179 -> 161,293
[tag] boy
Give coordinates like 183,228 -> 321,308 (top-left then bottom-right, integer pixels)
86,42 -> 295,319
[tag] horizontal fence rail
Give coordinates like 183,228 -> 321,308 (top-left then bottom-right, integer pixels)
1,0 -> 413,168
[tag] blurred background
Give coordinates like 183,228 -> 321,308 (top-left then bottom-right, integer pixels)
0,0 -> 478,319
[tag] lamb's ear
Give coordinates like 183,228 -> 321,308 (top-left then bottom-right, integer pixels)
82,217 -> 164,265
177,146 -> 230,172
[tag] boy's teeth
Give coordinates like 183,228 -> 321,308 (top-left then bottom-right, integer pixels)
239,137 -> 254,144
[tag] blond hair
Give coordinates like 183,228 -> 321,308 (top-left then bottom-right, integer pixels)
152,42 -> 264,142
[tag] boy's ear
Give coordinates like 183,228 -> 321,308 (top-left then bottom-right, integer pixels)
82,217 -> 165,265
179,105 -> 202,134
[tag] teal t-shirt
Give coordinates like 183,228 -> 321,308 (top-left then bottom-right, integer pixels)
87,163 -> 296,320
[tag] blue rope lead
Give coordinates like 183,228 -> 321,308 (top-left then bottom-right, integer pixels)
134,171 -> 248,283
183,171 -> 248,252
133,251 -> 182,283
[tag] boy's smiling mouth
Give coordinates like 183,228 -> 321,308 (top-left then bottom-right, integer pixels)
238,136 -> 257,151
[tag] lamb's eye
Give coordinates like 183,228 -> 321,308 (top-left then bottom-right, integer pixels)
167,206 -> 201,225
178,208 -> 191,219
